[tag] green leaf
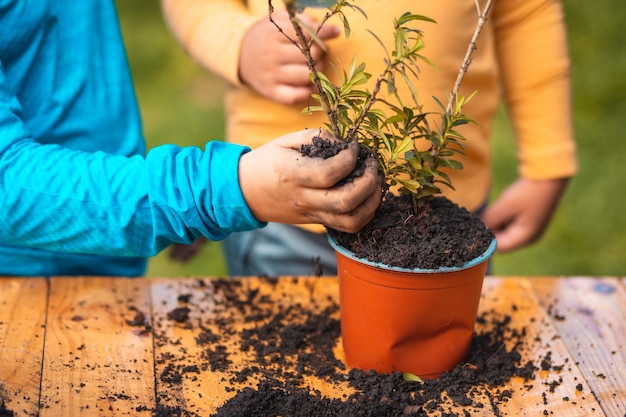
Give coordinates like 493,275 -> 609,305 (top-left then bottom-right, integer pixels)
340,13 -> 351,38
366,29 -> 389,58
395,136 -> 414,156
408,158 -> 423,171
416,53 -> 437,71
396,13 -> 437,26
431,95 -> 446,111
302,105 -> 325,115
397,179 -> 422,193
446,159 -> 463,170
402,372 -> 424,383
293,0 -> 337,10
416,187 -> 440,199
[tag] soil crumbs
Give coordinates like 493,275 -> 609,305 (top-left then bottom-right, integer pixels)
0,385 -> 13,417
146,277 -> 569,417
0,401 -> 13,417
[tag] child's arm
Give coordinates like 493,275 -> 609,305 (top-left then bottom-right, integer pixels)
483,0 -> 577,252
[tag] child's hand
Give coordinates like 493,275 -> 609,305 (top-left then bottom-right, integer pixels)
238,129 -> 383,233
238,10 -> 340,105
480,178 -> 569,252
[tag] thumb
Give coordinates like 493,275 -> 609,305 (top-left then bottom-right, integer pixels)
480,205 -> 508,232
480,195 -> 517,233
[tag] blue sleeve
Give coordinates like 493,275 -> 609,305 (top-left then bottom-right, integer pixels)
0,92 -> 264,257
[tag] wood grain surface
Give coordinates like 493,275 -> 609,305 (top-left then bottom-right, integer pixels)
0,276 -> 624,417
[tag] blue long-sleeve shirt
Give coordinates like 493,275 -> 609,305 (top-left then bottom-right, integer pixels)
0,0 -> 263,276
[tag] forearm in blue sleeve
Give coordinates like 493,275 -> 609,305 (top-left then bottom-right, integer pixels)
0,139 -> 263,257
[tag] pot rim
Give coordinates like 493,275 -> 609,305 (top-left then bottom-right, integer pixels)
327,234 -> 497,274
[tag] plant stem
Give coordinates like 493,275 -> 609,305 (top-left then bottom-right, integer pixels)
431,0 -> 496,160
446,0 -> 495,114
273,1 -> 341,138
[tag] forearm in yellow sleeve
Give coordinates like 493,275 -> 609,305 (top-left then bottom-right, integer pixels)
493,0 -> 577,180
160,0 -> 258,86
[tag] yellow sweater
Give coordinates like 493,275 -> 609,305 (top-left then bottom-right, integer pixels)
163,0 -> 577,230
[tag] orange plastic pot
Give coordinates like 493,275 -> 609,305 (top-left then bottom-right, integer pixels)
328,235 -> 497,379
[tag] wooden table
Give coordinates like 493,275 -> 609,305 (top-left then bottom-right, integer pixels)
0,276 -> 624,416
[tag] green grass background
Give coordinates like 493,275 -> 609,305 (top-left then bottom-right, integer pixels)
115,1 -> 625,277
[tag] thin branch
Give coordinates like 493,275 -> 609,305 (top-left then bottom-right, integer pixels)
274,1 -> 342,137
445,0 -> 496,116
431,0 -> 496,160
346,61 -> 398,141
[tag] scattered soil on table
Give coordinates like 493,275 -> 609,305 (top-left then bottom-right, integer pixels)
0,401 -> 13,417
0,385 -> 14,417
0,278 -> 578,416
211,300 -> 533,417
141,277 -> 573,417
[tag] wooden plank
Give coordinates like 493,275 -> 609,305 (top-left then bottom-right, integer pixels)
530,276 -> 626,417
478,277 -> 605,416
39,277 -> 155,417
2,275 -> 622,416
150,276 -> 346,416
0,277 -> 48,417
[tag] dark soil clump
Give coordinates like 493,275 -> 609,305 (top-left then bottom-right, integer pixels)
0,401 -> 13,417
301,135 -> 371,185
0,385 -> 14,417
299,134 -> 349,159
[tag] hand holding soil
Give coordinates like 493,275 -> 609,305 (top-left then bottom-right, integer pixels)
238,129 -> 383,232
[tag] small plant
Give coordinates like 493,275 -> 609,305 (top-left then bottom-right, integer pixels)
270,0 -> 494,209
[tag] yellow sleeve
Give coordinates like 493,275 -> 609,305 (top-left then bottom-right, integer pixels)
493,0 -> 578,180
160,0 -> 258,86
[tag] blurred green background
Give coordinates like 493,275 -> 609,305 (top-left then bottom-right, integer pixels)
115,1 -> 625,277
